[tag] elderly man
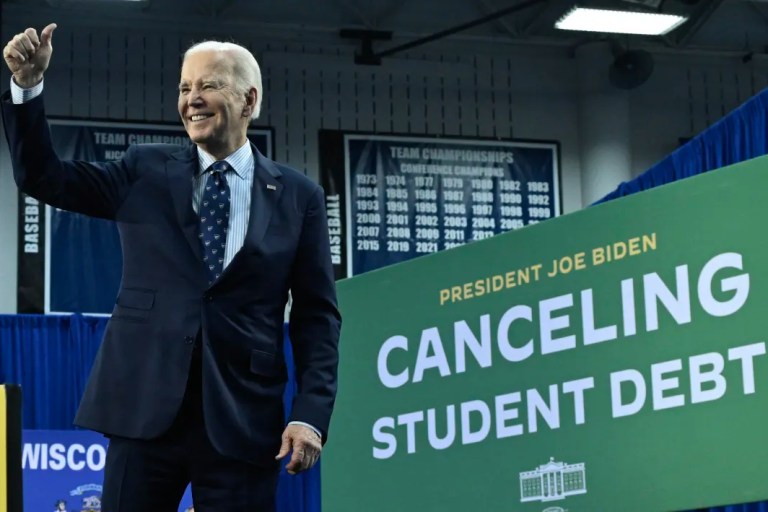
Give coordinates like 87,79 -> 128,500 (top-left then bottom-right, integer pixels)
3,23 -> 341,511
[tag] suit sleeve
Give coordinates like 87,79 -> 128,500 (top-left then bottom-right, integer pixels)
1,91 -> 135,219
287,186 -> 342,441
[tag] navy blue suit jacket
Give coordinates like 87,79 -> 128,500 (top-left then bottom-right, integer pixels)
2,92 -> 341,465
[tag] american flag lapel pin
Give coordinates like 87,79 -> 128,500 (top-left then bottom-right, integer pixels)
267,184 -> 277,190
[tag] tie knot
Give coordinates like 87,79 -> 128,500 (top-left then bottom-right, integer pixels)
211,160 -> 229,174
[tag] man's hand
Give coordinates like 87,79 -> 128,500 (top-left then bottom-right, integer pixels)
275,424 -> 322,475
3,23 -> 57,88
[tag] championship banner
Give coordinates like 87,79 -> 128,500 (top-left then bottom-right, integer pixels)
17,121 -> 274,314
324,155 -> 768,511
22,430 -> 193,511
318,131 -> 560,279
0,385 -> 22,512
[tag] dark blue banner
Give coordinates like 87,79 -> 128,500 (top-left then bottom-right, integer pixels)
17,121 -> 272,314
319,132 -> 560,278
22,429 -> 194,511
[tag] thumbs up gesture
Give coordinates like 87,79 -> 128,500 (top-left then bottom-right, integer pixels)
3,23 -> 57,88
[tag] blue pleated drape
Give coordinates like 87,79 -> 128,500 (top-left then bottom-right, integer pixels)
710,505 -> 768,512
0,314 -> 104,429
596,88 -> 768,204
0,314 -> 320,512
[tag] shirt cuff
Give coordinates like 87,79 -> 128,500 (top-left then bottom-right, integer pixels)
10,77 -> 43,104
288,421 -> 322,439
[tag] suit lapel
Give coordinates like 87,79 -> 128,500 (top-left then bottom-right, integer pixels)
244,146 -> 283,253
215,145 -> 283,283
166,146 -> 204,262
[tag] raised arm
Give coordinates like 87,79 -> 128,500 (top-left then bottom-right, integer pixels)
2,23 -> 135,219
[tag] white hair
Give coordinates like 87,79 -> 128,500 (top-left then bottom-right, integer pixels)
184,41 -> 263,120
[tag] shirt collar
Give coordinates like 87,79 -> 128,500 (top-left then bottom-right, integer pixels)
196,140 -> 253,180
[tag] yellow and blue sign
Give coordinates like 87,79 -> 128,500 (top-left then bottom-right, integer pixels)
0,384 -> 22,512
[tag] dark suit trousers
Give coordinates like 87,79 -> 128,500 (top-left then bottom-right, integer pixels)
101,336 -> 280,512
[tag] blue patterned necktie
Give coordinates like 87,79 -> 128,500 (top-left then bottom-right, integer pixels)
199,160 -> 231,284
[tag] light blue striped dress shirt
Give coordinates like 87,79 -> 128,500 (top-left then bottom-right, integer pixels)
10,77 -> 43,103
193,142 -> 254,270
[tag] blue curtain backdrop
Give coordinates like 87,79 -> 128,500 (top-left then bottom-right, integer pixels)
0,314 -> 320,512
596,88 -> 768,204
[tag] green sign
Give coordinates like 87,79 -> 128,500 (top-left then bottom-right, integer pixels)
324,155 -> 768,511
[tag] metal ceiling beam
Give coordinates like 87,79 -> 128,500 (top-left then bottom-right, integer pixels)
672,0 -> 726,47
474,0 -> 519,37
371,0 -> 544,61
520,0 -> 572,36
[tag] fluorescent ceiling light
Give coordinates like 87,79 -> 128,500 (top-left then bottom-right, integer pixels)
555,7 -> 687,35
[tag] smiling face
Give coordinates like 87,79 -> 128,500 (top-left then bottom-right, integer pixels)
178,50 -> 256,159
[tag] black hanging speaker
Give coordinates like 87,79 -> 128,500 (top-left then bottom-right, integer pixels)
609,49 -> 655,89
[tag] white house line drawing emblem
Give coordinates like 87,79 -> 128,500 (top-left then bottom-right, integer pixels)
519,457 -> 587,503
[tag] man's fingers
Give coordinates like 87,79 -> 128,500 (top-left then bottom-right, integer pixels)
302,447 -> 320,472
40,23 -> 57,46
286,441 -> 320,474
13,34 -> 35,55
4,45 -> 25,63
286,445 -> 319,474
285,448 -> 305,474
278,425 -> 322,475
275,435 -> 292,461
3,24 -> 55,79
23,28 -> 40,48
